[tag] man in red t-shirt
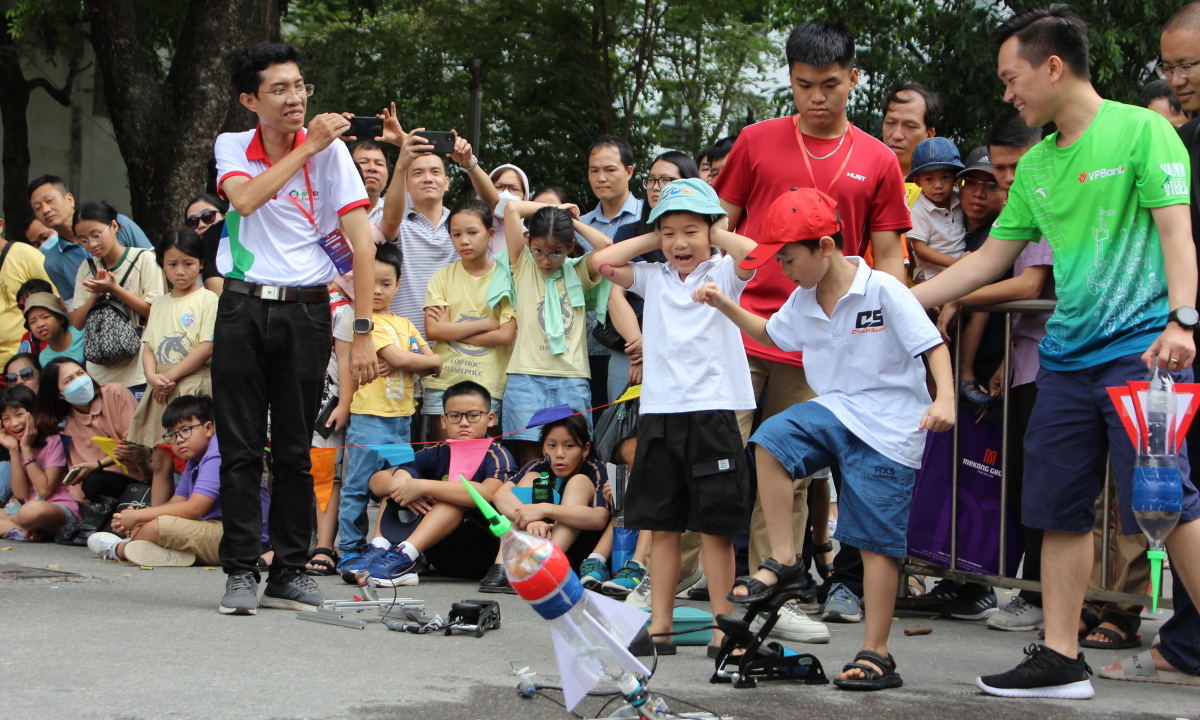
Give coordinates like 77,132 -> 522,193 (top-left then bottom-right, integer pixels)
713,20 -> 911,641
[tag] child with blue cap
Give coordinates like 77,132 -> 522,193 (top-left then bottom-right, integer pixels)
587,178 -> 758,657
907,137 -> 967,282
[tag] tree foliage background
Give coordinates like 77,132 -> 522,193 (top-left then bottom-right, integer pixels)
0,0 -> 1187,233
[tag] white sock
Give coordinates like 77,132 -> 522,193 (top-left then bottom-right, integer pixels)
370,536 -> 390,550
396,541 -> 419,561
588,553 -> 607,562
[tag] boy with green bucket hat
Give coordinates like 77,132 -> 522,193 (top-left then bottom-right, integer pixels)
588,178 -> 758,656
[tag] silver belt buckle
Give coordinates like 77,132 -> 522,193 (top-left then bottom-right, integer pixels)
259,285 -> 283,301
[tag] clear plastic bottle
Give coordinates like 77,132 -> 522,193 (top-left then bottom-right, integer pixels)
1132,365 -> 1183,547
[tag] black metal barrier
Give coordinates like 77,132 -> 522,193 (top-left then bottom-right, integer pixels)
900,299 -> 1173,610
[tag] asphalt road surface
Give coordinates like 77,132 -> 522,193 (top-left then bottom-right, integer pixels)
2,540 -> 1196,720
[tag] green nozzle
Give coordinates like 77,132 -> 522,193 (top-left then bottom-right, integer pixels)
1148,548 -> 1166,613
461,474 -> 511,537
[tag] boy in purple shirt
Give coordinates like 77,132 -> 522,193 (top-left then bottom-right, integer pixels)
87,396 -> 272,571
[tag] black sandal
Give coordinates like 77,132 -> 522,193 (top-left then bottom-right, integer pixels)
833,650 -> 903,691
628,627 -> 676,658
728,557 -> 804,604
1079,613 -> 1141,650
305,547 -> 340,577
813,540 -> 835,580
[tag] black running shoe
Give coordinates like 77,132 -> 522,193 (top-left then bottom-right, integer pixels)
924,578 -> 961,605
478,563 -> 516,594
942,586 -> 998,620
976,643 -> 1094,699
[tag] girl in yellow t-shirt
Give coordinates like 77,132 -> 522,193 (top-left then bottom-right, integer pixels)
423,199 -> 516,441
126,229 -> 217,502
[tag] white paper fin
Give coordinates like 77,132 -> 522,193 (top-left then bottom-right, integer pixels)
550,623 -> 599,712
581,607 -> 652,677
584,589 -> 651,645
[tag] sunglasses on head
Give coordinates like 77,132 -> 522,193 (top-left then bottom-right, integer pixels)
5,368 -> 36,385
185,209 -> 219,230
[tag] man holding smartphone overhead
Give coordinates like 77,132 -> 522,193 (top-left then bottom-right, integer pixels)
212,42 -> 378,616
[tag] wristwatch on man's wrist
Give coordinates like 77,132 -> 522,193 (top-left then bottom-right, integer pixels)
353,318 -> 374,335
1168,306 -> 1199,330
461,156 -> 479,173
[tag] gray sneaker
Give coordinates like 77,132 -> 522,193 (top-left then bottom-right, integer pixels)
219,572 -> 259,615
821,582 -> 863,623
988,595 -> 1045,632
261,573 -> 326,612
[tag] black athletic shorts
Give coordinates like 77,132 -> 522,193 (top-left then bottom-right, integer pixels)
625,410 -> 750,535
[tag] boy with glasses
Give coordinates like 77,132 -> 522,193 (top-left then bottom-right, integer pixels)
354,381 -> 517,586
87,395 -> 271,569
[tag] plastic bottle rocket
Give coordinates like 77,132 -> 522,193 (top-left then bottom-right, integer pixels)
1133,365 -> 1184,612
460,477 -> 651,711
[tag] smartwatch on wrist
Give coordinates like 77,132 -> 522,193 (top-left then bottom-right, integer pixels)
353,318 -> 374,335
1168,306 -> 1199,330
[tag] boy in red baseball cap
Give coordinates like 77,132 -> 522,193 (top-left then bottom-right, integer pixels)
694,187 -> 956,691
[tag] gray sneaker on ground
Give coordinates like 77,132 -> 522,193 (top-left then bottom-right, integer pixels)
261,573 -> 326,612
821,582 -> 863,623
219,571 -> 259,616
988,595 -> 1045,631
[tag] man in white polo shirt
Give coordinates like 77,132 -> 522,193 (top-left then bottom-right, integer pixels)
213,42 -> 378,616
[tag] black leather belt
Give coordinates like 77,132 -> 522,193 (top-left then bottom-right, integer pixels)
224,278 -> 329,303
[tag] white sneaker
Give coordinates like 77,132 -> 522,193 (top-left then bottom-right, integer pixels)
750,600 -> 830,644
625,574 -> 652,610
987,595 -> 1044,631
676,567 -> 704,597
87,531 -> 126,561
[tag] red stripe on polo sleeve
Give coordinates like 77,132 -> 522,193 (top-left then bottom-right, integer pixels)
337,199 -> 371,216
216,171 -> 253,199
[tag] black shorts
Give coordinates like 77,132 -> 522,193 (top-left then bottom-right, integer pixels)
625,410 -> 750,535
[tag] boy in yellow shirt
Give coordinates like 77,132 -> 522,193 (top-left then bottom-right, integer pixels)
338,242 -> 441,564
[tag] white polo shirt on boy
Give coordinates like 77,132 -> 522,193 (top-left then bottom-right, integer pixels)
765,257 -> 942,467
214,126 -> 369,286
630,253 -> 755,414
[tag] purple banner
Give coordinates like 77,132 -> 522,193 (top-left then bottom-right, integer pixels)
907,416 -> 1023,577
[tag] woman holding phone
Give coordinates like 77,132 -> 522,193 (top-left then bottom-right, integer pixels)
34,358 -> 150,504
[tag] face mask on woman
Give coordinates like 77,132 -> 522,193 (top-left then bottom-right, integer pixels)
63,374 -> 95,405
494,190 -> 521,220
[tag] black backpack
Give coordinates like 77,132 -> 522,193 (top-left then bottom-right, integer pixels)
82,250 -> 146,365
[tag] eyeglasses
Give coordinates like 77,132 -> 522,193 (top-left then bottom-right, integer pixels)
643,176 -> 680,189
494,183 -> 523,195
530,247 -> 567,261
162,423 -> 203,443
4,368 -> 36,385
444,410 -> 486,424
960,178 -> 1002,193
1157,60 -> 1200,79
186,209 -> 219,230
260,84 -> 315,98
79,230 -> 107,247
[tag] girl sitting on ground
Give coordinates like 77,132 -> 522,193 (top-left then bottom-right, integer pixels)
0,386 -> 73,540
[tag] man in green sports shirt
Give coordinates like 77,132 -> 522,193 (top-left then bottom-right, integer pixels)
915,3 -> 1200,701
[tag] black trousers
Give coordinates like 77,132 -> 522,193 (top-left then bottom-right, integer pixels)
1009,381 -> 1044,606
81,470 -> 140,503
214,291 -> 331,580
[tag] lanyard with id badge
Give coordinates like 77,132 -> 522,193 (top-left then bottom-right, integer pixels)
286,165 -> 355,275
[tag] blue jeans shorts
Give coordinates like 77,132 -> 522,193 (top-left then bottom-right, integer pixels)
751,402 -> 915,557
338,413 -> 412,555
501,374 -> 592,441
1023,352 -> 1200,533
